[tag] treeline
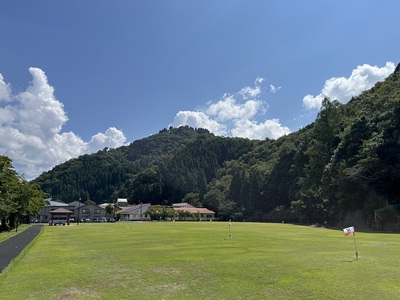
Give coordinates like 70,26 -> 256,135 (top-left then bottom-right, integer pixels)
33,64 -> 400,228
0,156 -> 45,232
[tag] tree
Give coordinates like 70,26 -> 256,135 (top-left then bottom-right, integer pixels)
127,168 -> 163,204
19,181 -> 45,226
0,156 -> 19,231
146,205 -> 174,220
105,203 -> 114,217
0,156 -> 45,232
146,205 -> 163,220
295,97 -> 342,224
181,192 -> 201,207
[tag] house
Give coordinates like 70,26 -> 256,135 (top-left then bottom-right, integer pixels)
75,203 -> 107,222
116,198 -> 129,207
35,198 -> 114,223
173,203 -> 215,221
117,203 -> 151,221
35,198 -> 76,223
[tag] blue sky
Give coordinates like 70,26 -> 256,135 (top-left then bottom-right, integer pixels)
1,1 -> 399,179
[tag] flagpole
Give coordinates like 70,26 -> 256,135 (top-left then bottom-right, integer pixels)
343,226 -> 358,260
353,234 -> 358,260
228,219 -> 232,238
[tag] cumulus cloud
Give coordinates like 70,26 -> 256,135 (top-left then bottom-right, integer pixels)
0,68 -> 127,179
87,127 -> 129,152
239,85 -> 262,99
232,119 -> 290,140
303,62 -> 395,109
206,96 -> 262,121
170,78 -> 290,140
0,74 -> 11,101
171,111 -> 227,136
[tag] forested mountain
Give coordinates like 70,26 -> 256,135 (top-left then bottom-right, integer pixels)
33,127 -> 212,203
33,64 -> 400,228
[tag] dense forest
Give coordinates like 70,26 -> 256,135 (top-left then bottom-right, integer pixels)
32,64 -> 400,230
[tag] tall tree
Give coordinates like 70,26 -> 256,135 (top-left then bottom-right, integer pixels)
0,156 -> 45,231
295,97 -> 342,223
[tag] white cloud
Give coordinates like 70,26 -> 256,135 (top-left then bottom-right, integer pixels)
170,78 -> 290,140
255,77 -> 265,85
270,84 -> 281,93
239,85 -> 262,99
0,74 -> 11,101
16,68 -> 68,140
170,111 -> 226,136
232,119 -> 290,140
87,127 -> 128,152
206,96 -> 261,121
303,62 -> 395,109
0,68 -> 127,179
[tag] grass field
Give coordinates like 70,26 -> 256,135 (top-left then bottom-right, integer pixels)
0,224 -> 30,243
0,221 -> 399,299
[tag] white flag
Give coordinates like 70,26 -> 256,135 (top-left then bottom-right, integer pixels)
343,226 -> 355,236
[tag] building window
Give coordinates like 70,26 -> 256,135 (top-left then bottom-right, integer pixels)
82,209 -> 89,214
94,209 -> 100,214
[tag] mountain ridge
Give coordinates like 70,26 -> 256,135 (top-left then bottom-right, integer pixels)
33,63 -> 400,228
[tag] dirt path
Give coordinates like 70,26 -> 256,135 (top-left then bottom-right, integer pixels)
0,225 -> 43,273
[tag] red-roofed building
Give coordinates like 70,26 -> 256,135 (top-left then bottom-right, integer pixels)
173,203 -> 215,221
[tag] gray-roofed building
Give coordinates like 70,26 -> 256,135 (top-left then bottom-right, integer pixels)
69,200 -> 85,208
35,198 -> 75,223
117,203 -> 151,221
76,203 -> 107,222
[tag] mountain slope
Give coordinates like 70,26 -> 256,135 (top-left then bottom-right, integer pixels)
33,64 -> 400,228
33,126 -> 214,202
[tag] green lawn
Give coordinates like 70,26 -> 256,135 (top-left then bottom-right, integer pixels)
0,222 -> 399,299
0,224 -> 30,243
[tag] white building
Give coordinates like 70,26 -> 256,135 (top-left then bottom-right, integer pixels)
116,198 -> 129,207
117,203 -> 151,221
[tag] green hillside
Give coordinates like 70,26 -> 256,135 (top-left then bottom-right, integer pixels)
32,64 -> 400,229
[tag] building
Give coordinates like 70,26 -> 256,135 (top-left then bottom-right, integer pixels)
35,199 -> 76,223
117,203 -> 151,221
75,203 -> 107,222
173,203 -> 215,221
35,198 -> 121,223
116,198 -> 129,207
